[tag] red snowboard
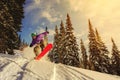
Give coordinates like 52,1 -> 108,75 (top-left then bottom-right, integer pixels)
35,44 -> 53,60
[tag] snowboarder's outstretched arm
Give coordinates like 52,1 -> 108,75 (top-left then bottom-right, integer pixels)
30,31 -> 49,47
37,31 -> 49,39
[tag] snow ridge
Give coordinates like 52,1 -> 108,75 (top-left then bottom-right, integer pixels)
0,50 -> 120,80
50,64 -> 56,80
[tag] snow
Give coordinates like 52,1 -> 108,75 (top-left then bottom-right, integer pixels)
0,47 -> 120,80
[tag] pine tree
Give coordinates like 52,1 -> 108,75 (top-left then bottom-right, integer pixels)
62,14 -> 80,67
95,28 -> 110,73
60,20 -> 65,36
58,20 -> 66,63
48,25 -> 60,63
48,14 -> 80,67
111,38 -> 120,75
0,1 -> 15,54
19,39 -> 28,51
88,19 -> 100,71
7,0 -> 25,32
0,0 -> 25,54
16,35 -> 22,49
80,39 -> 88,69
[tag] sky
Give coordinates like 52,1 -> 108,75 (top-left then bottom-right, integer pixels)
21,0 -> 120,50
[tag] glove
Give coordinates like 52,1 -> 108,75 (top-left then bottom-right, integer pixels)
30,44 -> 32,47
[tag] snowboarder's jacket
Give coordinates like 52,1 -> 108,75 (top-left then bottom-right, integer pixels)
30,31 -> 49,47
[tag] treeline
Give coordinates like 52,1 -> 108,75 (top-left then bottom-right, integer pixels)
19,36 -> 29,51
0,0 -> 25,54
48,14 -> 120,76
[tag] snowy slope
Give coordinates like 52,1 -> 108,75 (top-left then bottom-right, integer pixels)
0,47 -> 120,80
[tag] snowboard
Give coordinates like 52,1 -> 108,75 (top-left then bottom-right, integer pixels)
35,44 -> 53,60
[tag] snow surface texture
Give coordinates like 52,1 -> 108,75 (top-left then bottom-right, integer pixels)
0,47 -> 120,80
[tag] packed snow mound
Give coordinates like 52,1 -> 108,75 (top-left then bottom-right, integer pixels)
22,46 -> 49,61
0,48 -> 120,80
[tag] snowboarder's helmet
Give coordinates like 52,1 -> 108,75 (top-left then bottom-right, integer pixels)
31,33 -> 37,37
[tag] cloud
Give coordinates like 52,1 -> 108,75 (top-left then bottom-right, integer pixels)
48,29 -> 55,36
41,11 -> 58,22
24,0 -> 61,26
25,0 -> 41,14
56,0 -> 60,4
23,0 -> 120,50
34,0 -> 41,4
41,22 -> 45,26
64,0 -> 120,49
74,30 -> 86,39
67,0 -> 82,12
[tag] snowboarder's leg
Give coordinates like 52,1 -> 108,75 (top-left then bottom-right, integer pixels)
34,45 -> 41,56
40,40 -> 45,51
43,39 -> 48,47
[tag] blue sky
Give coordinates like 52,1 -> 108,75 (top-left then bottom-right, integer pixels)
20,0 -> 120,50
21,0 -> 68,44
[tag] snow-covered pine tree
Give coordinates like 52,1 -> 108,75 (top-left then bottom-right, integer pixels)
16,35 -> 22,49
62,14 -> 80,67
60,20 -> 65,36
0,1 -> 14,54
95,28 -> 110,73
19,39 -> 28,51
7,0 -> 25,51
80,39 -> 88,69
88,19 -> 100,71
111,38 -> 120,75
7,0 -> 25,32
0,0 -> 25,54
48,25 -> 60,63
58,20 -> 66,63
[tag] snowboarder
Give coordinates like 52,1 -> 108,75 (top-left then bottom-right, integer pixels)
30,31 -> 49,56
